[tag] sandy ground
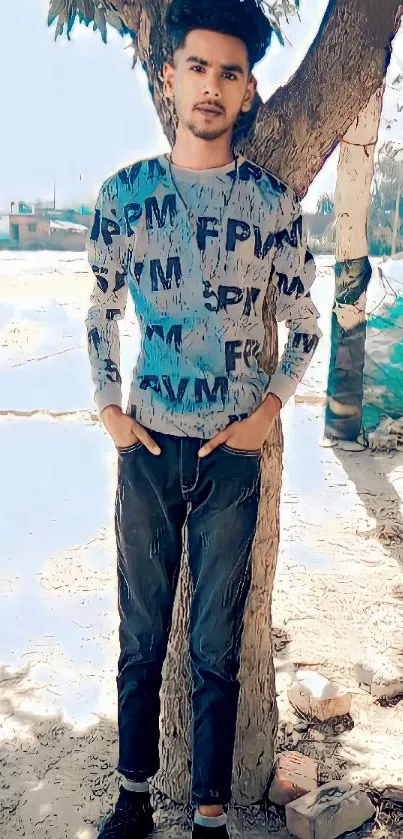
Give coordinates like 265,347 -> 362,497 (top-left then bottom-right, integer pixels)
0,252 -> 402,838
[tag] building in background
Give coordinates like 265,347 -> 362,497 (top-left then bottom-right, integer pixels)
49,218 -> 89,250
1,202 -> 92,250
9,214 -> 51,248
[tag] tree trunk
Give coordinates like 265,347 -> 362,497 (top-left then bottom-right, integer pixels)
49,0 -> 403,811
325,87 -> 385,443
155,285 -> 281,807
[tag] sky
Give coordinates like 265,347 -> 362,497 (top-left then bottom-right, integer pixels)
1,0 -> 401,214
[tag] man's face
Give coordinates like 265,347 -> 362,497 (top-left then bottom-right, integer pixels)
163,29 -> 256,141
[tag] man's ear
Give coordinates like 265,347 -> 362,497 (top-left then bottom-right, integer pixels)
241,73 -> 257,113
162,61 -> 175,100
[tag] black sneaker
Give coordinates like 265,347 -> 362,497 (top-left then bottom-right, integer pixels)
192,824 -> 229,839
98,786 -> 154,838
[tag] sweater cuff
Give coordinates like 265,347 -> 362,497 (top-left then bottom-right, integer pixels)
95,383 -> 123,416
266,371 -> 297,407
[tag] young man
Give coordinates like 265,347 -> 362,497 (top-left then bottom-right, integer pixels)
86,1 -> 321,836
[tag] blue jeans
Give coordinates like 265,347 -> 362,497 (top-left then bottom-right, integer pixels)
114,430 -> 261,806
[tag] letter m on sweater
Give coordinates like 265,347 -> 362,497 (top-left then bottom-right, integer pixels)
277,273 -> 305,299
150,257 -> 183,291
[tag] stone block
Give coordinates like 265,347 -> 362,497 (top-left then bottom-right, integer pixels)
285,781 -> 375,839
355,657 -> 403,699
288,670 -> 352,721
370,672 -> 403,699
269,751 -> 318,806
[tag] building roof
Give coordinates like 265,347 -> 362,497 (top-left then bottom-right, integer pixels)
49,219 -> 88,233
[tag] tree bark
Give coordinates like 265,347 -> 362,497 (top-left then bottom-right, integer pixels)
49,0 -> 403,809
155,285 -> 281,807
325,88 -> 385,442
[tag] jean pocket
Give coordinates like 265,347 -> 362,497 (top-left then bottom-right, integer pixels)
220,443 -> 262,458
116,441 -> 143,455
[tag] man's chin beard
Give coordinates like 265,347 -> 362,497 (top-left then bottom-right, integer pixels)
185,119 -> 230,142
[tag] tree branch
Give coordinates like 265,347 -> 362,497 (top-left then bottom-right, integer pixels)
244,0 -> 403,195
49,1 -> 403,195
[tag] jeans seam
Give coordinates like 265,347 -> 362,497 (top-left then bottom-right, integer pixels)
180,439 -> 200,496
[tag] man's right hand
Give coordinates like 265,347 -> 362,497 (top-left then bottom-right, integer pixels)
101,405 -> 161,456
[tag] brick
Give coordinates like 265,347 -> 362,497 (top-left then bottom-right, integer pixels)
285,781 -> 375,839
269,751 -> 318,806
288,670 -> 352,721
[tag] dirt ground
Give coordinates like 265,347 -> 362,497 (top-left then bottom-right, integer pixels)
273,404 -> 403,838
0,253 -> 402,838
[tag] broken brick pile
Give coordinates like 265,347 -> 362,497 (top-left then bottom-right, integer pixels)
268,668 -> 402,838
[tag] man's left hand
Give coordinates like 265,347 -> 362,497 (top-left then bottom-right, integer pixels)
198,393 -> 282,458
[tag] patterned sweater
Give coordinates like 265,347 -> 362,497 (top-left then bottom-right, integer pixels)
85,153 -> 321,437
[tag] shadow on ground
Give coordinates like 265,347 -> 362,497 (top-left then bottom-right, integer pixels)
0,664 -> 283,839
2,662 -> 403,838
336,447 -> 403,574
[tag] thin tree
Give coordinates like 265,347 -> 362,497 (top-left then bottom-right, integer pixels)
324,88 -> 385,446
325,37 -> 403,444
48,0 -> 403,817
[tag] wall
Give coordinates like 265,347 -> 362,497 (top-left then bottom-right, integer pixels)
49,230 -> 88,251
9,215 -> 50,245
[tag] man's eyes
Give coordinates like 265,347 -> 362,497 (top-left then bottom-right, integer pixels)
189,66 -> 237,80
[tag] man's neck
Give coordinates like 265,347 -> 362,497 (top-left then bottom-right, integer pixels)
170,124 -> 234,171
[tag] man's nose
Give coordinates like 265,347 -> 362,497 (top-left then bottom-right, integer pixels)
202,76 -> 222,99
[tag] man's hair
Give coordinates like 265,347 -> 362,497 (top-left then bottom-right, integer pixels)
165,0 -> 273,69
